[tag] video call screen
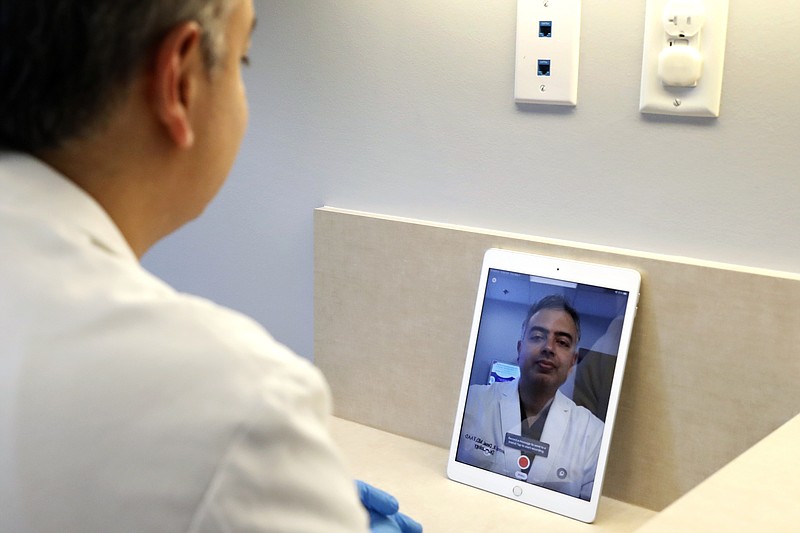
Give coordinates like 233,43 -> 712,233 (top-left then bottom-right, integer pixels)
456,267 -> 630,499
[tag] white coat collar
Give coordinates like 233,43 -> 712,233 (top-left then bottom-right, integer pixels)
528,389 -> 572,481
496,381 -> 573,478
0,152 -> 138,263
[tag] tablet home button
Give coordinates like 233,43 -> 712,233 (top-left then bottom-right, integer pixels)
512,486 -> 523,497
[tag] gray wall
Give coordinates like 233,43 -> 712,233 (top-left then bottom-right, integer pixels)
142,0 -> 800,361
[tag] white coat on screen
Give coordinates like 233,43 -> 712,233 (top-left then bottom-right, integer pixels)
456,380 -> 603,501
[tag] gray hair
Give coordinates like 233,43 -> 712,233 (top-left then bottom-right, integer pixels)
0,0 -> 238,152
520,294 -> 582,351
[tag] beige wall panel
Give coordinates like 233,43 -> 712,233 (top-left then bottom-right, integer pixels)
314,207 -> 800,511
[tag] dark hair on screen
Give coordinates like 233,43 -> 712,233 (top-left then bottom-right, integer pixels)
0,0 -> 233,153
521,294 -> 582,344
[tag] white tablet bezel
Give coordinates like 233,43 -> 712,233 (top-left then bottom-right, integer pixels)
447,248 -> 641,523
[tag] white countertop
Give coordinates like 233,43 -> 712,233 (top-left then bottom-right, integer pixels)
634,413 -> 800,532
332,413 -> 800,531
330,417 -> 656,532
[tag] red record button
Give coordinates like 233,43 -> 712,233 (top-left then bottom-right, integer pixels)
517,454 -> 531,470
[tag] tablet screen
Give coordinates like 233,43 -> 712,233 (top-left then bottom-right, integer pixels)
448,249 -> 640,522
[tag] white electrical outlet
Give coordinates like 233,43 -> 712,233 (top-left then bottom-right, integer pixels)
639,0 -> 729,117
514,0 -> 582,106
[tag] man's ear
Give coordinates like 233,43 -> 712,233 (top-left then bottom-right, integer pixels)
151,21 -> 205,149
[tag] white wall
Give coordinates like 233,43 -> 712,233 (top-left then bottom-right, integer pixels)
142,0 -> 800,360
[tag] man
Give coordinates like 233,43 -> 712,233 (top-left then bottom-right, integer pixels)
456,295 -> 603,500
0,1 -> 418,531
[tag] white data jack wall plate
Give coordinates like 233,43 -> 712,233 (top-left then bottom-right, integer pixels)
640,0 -> 729,117
515,0 -> 582,106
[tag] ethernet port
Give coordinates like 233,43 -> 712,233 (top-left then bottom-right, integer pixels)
537,59 -> 551,76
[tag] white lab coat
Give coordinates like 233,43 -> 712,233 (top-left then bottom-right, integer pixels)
456,380 -> 603,500
0,153 -> 369,532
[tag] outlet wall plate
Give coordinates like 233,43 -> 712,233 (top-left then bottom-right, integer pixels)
514,0 -> 582,106
639,0 -> 729,117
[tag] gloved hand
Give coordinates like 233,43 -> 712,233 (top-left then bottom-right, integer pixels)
356,480 -> 423,533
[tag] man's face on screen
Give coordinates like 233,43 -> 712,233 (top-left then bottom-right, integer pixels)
517,308 -> 578,393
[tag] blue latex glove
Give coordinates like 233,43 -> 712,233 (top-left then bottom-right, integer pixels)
356,480 -> 423,533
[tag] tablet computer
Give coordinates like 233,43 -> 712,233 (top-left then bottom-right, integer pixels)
447,248 -> 640,523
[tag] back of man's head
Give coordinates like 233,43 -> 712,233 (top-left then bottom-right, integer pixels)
0,0 -> 234,153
